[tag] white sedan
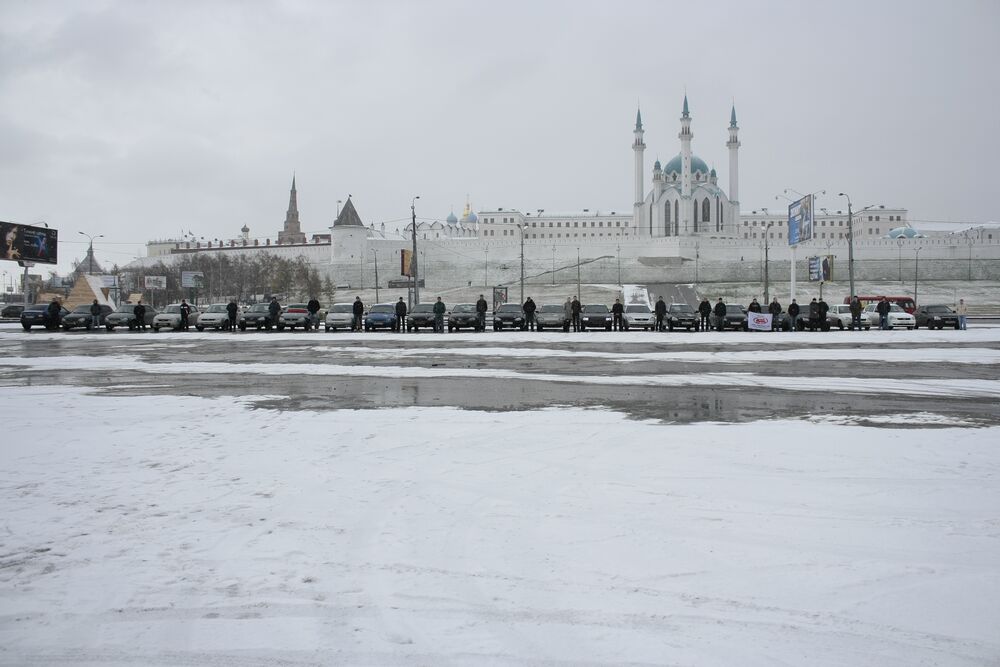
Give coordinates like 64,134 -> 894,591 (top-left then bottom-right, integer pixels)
864,303 -> 915,330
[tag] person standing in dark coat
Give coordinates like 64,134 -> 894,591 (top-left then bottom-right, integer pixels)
46,298 -> 62,330
432,297 -> 446,333
475,294 -> 489,332
180,299 -> 192,331
808,298 -> 820,331
698,299 -> 712,332
876,296 -> 891,330
611,298 -> 625,331
226,300 -> 239,332
849,295 -> 863,330
267,297 -> 280,330
394,297 -> 407,332
570,297 -> 582,332
768,297 -> 782,331
306,298 -> 321,331
89,299 -> 102,330
352,297 -> 364,332
654,297 -> 667,332
787,299 -> 800,331
748,298 -> 762,313
133,300 -> 146,331
522,297 -> 537,331
713,298 -> 727,332
817,297 -> 830,331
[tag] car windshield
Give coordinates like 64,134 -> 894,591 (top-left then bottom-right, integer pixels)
26,305 -> 48,312
453,304 -> 475,313
163,305 -> 182,313
889,304 -> 907,313
115,305 -> 139,313
70,305 -> 91,313
249,304 -> 270,312
412,304 -> 434,313
539,305 -> 563,313
286,304 -> 307,310
584,305 -> 609,313
925,305 -> 952,313
497,305 -> 522,314
206,304 -> 228,313
625,305 -> 650,313
726,305 -> 745,314
370,305 -> 394,314
669,304 -> 695,314
331,304 -> 354,313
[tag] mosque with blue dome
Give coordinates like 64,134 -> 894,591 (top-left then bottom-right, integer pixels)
633,95 -> 742,238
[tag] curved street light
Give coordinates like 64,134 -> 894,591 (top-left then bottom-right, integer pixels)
77,231 -> 105,275
410,196 -> 420,305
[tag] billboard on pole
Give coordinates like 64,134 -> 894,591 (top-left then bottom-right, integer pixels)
787,194 -> 814,245
808,255 -> 834,281
145,275 -> 167,289
400,249 -> 413,277
0,221 -> 59,265
181,271 -> 204,288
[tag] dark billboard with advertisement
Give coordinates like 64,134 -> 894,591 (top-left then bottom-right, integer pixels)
1,222 -> 59,265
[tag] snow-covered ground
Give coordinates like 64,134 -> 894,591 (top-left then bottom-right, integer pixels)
1,331 -> 999,665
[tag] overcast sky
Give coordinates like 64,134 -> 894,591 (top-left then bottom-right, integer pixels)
1,0 -> 998,276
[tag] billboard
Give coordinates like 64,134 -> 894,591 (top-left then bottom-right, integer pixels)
0,221 -> 59,265
400,249 -> 413,277
144,275 -> 167,289
622,285 -> 651,307
181,271 -> 205,288
787,195 -> 814,245
808,255 -> 834,282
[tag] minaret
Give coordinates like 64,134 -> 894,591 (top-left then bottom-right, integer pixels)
679,95 -> 693,231
278,175 -> 306,244
727,104 -> 740,206
633,107 -> 645,206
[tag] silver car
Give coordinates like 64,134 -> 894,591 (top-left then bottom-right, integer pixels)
827,304 -> 869,331
324,303 -> 355,331
624,304 -> 654,330
152,303 -> 200,331
278,303 -> 311,330
196,303 -> 231,331
864,303 -> 915,330
535,304 -> 568,332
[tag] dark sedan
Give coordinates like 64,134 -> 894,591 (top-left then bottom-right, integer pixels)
666,303 -> 698,331
448,304 -> 481,332
580,304 -> 612,331
20,304 -> 69,331
914,304 -> 960,330
493,304 -> 526,331
62,304 -> 113,330
2,304 -> 24,319
710,304 -> 748,331
240,303 -> 275,330
406,303 -> 436,332
105,304 -> 159,331
535,304 -> 569,332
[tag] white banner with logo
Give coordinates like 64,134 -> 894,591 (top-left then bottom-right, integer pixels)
747,312 -> 772,331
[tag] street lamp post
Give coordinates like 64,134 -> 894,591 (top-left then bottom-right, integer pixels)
914,246 -> 923,307
838,193 -> 856,299
896,238 -> 904,282
410,196 -> 420,304
372,249 -> 380,303
484,249 -> 489,287
616,244 -> 621,286
517,223 -> 525,305
964,231 -> 974,281
762,221 -> 775,303
77,231 -> 104,275
551,246 -> 555,285
576,247 -> 581,301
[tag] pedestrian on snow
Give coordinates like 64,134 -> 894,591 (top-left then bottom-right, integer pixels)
226,300 -> 239,332
788,299 -> 800,330
876,296 -> 891,330
571,296 -> 582,332
523,297 -> 537,331
306,297 -> 321,331
611,298 -> 625,331
394,297 -> 407,332
267,297 -> 280,330
432,297 -> 446,333
768,297 -> 782,331
817,297 -> 830,331
46,298 -> 62,330
849,295 -> 863,330
713,298 -> 727,332
133,300 -> 146,331
475,294 -> 489,332
352,296 -> 364,332
180,299 -> 192,331
748,298 -> 762,313
808,298 -> 820,331
89,299 -> 102,329
563,297 -> 573,332
698,298 -> 712,332
956,298 -> 968,330
654,297 -> 668,331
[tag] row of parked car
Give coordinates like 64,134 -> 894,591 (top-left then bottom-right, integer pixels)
13,299 -> 964,333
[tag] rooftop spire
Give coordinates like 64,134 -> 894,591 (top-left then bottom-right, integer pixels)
635,106 -> 643,131
682,93 -> 689,118
730,104 -> 737,127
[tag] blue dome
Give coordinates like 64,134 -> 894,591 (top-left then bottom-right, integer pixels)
446,211 -> 458,225
663,154 -> 710,175
887,226 -> 923,239
462,211 -> 478,224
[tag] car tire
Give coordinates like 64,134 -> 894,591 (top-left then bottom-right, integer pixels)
106,325 -> 114,331
21,323 -> 30,331
196,325 -> 204,331
152,326 -> 160,332
838,321 -> 844,330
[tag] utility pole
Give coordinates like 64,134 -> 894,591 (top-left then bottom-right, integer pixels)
576,247 -> 581,301
372,249 -> 380,303
410,196 -> 420,304
914,246 -> 923,307
616,245 -> 621,286
518,224 -> 525,305
763,222 -> 773,303
839,193 -> 856,299
551,246 -> 555,285
484,249 -> 489,287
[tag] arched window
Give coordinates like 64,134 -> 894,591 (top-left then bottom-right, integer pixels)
702,198 -> 710,224
693,201 -> 699,232
673,200 -> 679,234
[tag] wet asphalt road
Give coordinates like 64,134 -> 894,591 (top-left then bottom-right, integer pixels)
2,327 -> 999,427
